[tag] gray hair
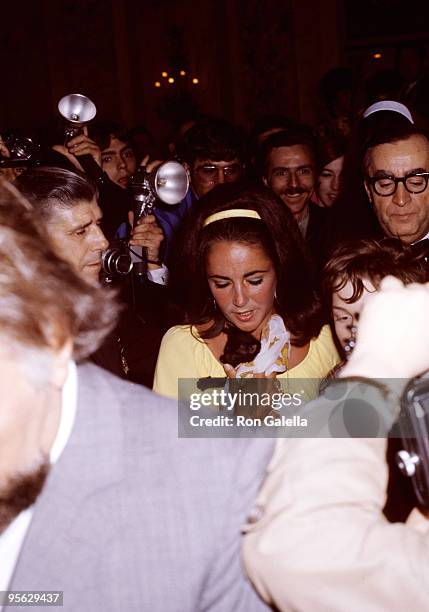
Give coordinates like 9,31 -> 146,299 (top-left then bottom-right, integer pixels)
13,166 -> 98,221
0,180 -> 118,361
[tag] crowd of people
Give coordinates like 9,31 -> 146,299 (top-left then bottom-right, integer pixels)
1,74 -> 429,610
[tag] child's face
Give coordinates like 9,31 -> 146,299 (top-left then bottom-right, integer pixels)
332,279 -> 376,350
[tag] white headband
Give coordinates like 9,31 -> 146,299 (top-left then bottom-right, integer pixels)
203,209 -> 262,227
363,100 -> 414,124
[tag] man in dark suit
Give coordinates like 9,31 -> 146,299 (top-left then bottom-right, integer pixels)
14,166 -> 167,387
0,180 -> 272,611
326,108 -> 429,267
362,123 -> 429,254
259,127 -> 330,265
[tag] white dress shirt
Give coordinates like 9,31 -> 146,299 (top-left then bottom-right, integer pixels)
147,263 -> 169,285
0,362 -> 77,596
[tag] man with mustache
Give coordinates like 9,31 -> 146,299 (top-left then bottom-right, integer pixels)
260,127 -> 329,264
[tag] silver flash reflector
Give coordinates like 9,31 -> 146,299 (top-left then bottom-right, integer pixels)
154,160 -> 189,205
58,94 -> 97,125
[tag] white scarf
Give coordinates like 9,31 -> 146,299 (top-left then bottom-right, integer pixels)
235,314 -> 290,377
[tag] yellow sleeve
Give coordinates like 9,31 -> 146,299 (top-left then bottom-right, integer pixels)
153,326 -> 200,399
317,324 -> 340,374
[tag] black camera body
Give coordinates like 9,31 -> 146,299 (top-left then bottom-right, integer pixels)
396,374 -> 429,513
101,167 -> 157,280
101,162 -> 189,279
102,239 -> 134,278
0,132 -> 40,168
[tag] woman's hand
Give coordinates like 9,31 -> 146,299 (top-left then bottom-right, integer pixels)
223,363 -> 237,378
223,363 -> 279,420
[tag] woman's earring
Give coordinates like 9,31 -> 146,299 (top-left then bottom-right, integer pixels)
213,298 -> 217,310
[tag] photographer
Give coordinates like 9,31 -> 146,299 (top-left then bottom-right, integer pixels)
243,276 -> 429,611
156,117 -> 246,263
52,123 -> 166,255
14,167 -> 166,387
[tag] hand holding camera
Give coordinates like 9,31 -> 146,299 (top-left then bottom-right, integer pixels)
102,160 -> 189,278
128,212 -> 164,269
52,128 -> 102,173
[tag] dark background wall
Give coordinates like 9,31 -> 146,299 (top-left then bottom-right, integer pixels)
1,0 -> 428,143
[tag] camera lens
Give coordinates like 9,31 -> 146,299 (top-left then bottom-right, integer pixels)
102,247 -> 133,276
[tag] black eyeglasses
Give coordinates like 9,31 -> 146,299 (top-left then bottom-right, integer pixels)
366,172 -> 429,196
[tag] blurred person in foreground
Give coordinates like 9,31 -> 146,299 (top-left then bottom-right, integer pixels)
243,275 -> 429,611
0,179 -> 273,611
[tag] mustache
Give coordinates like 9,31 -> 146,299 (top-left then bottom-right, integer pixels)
284,187 -> 306,196
0,460 -> 50,534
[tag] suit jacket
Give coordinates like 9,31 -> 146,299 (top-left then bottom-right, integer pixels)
305,202 -> 330,271
7,364 -> 273,612
243,380 -> 429,612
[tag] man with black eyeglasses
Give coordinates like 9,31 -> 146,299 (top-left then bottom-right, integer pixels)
363,124 -> 429,250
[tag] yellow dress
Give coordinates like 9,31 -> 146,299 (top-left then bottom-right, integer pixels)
153,324 -> 339,401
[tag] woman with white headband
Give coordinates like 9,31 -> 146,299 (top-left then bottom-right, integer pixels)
153,183 -> 339,400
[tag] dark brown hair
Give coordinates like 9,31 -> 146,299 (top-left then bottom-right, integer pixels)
323,238 -> 427,306
257,125 -> 320,177
317,134 -> 347,168
177,117 -> 244,166
89,121 -> 132,152
171,183 -> 324,346
362,123 -> 428,174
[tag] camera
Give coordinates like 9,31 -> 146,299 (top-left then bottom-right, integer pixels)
0,132 -> 40,168
102,240 -> 134,277
101,160 -> 189,279
396,374 -> 429,513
